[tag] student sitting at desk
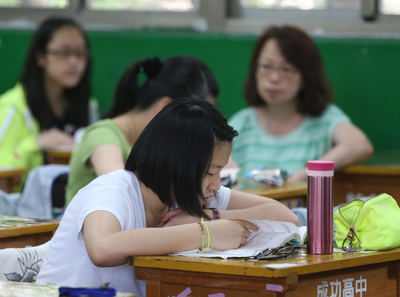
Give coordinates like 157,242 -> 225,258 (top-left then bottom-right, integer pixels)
65,56 -> 219,206
228,25 -> 373,182
0,16 -> 98,191
36,98 -> 300,296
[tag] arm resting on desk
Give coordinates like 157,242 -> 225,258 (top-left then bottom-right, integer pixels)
83,210 -> 258,267
162,189 -> 301,227
224,189 -> 300,225
288,122 -> 374,182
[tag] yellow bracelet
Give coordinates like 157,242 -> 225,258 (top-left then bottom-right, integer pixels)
201,218 -> 211,250
197,222 -> 205,253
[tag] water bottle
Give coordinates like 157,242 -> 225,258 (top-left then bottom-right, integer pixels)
307,160 -> 334,254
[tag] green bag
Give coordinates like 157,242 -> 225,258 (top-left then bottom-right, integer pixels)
334,193 -> 400,251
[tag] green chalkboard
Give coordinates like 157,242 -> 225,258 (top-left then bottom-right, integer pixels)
1,28 -> 399,153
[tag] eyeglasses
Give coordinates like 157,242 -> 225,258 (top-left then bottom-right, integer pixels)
342,226 -> 363,252
246,241 -> 299,261
257,63 -> 298,80
46,49 -> 89,60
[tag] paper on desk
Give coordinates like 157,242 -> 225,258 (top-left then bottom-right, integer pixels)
171,220 -> 303,259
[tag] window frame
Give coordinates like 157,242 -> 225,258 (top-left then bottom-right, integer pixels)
225,6 -> 400,36
0,0 -> 399,36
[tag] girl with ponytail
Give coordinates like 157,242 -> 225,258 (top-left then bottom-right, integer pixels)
65,56 -> 219,205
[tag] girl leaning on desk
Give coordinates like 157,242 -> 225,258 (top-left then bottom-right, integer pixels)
36,98 -> 300,297
0,16 -> 97,190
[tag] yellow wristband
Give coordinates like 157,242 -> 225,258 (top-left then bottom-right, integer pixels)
197,221 -> 205,253
201,218 -> 211,250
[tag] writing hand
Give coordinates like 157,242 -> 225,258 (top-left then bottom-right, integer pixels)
206,219 -> 259,250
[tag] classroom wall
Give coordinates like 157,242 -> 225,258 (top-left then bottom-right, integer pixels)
1,28 -> 399,153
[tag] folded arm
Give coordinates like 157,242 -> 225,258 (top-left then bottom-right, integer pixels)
323,121 -> 374,169
83,210 -> 257,267
162,189 -> 300,227
288,122 -> 374,182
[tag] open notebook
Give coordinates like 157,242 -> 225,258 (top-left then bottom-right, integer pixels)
171,220 -> 307,259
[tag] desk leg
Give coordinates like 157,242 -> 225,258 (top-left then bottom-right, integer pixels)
146,280 -> 161,296
397,261 -> 400,297
0,178 -> 13,193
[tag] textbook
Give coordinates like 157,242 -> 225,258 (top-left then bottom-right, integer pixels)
171,220 -> 307,259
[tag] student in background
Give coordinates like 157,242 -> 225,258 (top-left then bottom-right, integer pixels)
36,98 -> 300,296
65,56 -> 219,205
0,16 -> 97,190
228,25 -> 373,182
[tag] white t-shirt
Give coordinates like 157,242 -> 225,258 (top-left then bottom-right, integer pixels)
36,170 -> 231,297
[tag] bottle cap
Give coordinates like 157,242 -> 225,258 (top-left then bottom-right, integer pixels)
307,160 -> 334,171
307,161 -> 334,177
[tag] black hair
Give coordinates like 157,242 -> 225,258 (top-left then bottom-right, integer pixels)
245,25 -> 333,116
125,97 -> 238,219
201,62 -> 219,99
20,15 -> 92,130
103,56 -> 219,118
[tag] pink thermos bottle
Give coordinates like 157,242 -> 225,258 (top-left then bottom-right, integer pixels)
307,160 -> 334,254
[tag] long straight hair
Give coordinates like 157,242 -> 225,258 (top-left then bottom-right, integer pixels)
20,16 -> 92,130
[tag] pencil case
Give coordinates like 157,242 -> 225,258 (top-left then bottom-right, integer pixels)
246,167 -> 288,186
333,193 -> 400,251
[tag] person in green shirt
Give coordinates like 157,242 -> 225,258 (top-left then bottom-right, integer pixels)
65,56 -> 219,205
0,16 -> 97,191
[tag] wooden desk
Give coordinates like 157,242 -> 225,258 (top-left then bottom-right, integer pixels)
0,215 -> 59,248
0,167 -> 25,193
236,163 -> 400,208
131,247 -> 400,296
239,181 -> 307,209
334,164 -> 400,206
0,281 -> 60,297
0,281 -> 135,297
45,150 -> 72,165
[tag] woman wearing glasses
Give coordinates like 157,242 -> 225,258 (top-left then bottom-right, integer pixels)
228,25 -> 373,182
0,16 -> 97,190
